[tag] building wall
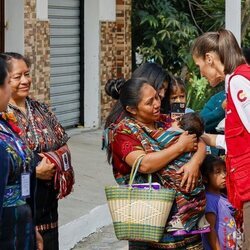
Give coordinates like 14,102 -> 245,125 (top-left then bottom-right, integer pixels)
5,0 -> 25,53
100,0 -> 132,123
22,0 -> 132,127
24,0 -> 50,103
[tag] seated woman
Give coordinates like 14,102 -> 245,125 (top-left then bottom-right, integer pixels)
0,58 -> 41,249
104,77 -> 206,249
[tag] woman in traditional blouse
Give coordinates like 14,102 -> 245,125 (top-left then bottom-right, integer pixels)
104,77 -> 206,249
0,57 -> 41,249
1,52 -> 70,250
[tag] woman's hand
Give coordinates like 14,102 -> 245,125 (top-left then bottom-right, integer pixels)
177,139 -> 206,192
177,160 -> 200,192
36,229 -> 43,250
176,131 -> 197,153
222,99 -> 227,109
36,155 -> 55,180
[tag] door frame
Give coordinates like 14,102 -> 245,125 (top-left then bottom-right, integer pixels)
0,0 -> 4,52
79,0 -> 84,126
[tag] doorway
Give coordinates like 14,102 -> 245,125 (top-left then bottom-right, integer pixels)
0,0 -> 4,52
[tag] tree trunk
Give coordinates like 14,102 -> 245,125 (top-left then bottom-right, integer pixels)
242,0 -> 250,40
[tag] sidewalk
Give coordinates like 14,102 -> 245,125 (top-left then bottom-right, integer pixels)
58,129 -> 117,250
73,225 -> 127,250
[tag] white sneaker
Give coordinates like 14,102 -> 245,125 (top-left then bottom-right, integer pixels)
197,215 -> 210,229
166,216 -> 185,232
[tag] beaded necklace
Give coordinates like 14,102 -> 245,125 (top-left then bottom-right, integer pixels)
25,99 -> 39,151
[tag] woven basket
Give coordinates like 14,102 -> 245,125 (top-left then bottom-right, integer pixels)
105,155 -> 175,242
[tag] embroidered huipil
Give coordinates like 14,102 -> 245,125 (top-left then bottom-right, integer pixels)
7,97 -> 69,230
0,114 -> 36,249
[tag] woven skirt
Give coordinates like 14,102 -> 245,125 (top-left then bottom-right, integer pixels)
129,233 -> 203,250
0,204 -> 35,249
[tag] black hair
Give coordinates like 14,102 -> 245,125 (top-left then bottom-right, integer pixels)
104,78 -> 126,129
169,77 -> 186,95
179,112 -> 204,138
133,62 -> 171,114
106,77 -> 149,111
105,77 -> 151,163
201,154 -> 226,181
0,57 -> 8,86
168,77 -> 186,101
104,62 -> 171,129
0,52 -> 30,72
105,78 -> 126,100
164,77 -> 186,114
132,62 -> 171,90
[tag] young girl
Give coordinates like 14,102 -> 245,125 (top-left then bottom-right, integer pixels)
201,155 -> 240,249
166,77 -> 193,122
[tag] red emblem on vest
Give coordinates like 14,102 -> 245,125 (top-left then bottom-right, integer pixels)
237,90 -> 247,102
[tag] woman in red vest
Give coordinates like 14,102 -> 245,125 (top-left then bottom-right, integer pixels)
191,28 -> 250,249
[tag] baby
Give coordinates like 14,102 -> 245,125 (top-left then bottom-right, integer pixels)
156,112 -> 208,235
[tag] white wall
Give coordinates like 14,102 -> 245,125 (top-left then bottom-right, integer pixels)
5,0 -> 24,53
84,0 -> 116,128
37,0 -> 48,20
99,0 -> 116,21
84,0 -> 100,128
225,0 -> 241,44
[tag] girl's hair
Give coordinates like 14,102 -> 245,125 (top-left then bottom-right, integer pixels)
201,154 -> 226,180
191,28 -> 245,75
0,57 -> 8,86
164,77 -> 186,114
169,77 -> 186,96
0,52 -> 30,72
104,62 -> 171,128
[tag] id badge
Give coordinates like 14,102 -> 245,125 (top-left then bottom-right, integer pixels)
62,152 -> 70,171
21,172 -> 30,198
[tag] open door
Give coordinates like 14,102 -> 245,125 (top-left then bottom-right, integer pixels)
0,0 -> 4,52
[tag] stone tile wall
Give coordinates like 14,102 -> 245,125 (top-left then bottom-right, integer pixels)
24,0 -> 50,104
100,0 -> 132,123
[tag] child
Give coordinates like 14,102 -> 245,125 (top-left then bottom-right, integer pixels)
201,155 -> 240,249
167,77 -> 193,116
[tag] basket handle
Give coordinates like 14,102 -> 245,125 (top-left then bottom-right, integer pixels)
129,154 -> 145,185
128,154 -> 153,189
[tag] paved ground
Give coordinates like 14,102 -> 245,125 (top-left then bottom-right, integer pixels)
58,129 -> 117,250
73,225 -> 127,250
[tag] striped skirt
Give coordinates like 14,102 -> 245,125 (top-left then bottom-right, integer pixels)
0,204 -> 35,249
129,233 -> 203,249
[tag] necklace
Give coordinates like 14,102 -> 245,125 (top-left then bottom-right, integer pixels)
25,99 -> 39,151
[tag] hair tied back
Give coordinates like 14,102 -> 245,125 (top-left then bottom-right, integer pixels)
105,78 -> 126,100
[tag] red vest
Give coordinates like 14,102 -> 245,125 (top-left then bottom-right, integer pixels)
225,64 -> 250,209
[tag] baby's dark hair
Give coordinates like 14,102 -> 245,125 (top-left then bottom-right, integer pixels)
201,154 -> 226,180
178,112 -> 204,138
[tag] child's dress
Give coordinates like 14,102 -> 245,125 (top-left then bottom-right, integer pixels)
202,192 -> 239,250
